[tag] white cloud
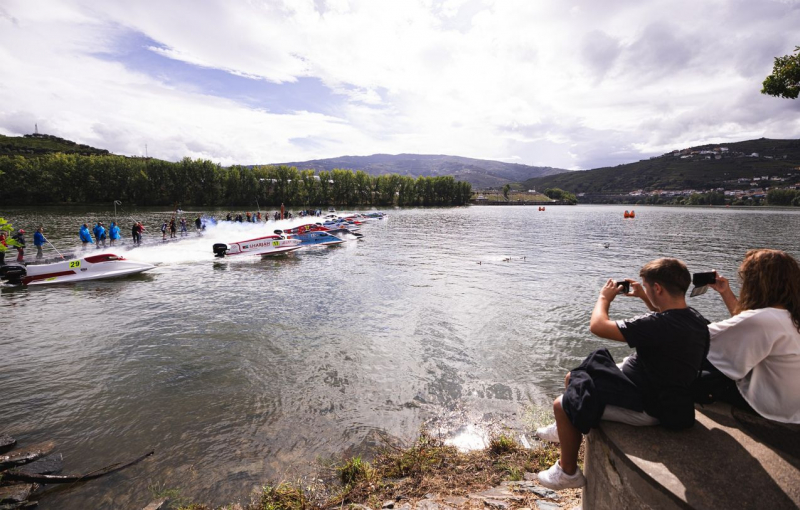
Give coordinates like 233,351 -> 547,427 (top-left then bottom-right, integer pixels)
1,0 -> 799,169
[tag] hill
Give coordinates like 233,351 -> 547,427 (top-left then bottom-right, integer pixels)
271,154 -> 567,188
0,133 -> 110,157
522,138 -> 800,195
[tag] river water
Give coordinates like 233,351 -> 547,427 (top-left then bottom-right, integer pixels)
1,205 -> 799,508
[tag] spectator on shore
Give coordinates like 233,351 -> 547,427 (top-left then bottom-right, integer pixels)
33,226 -> 45,259
161,220 -> 168,240
693,249 -> 800,424
536,259 -> 709,490
11,229 -> 26,262
109,222 -> 121,246
0,232 -> 7,265
180,217 -> 187,236
169,217 -> 177,238
80,224 -> 94,250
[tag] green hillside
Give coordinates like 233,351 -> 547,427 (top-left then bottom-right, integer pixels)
0,133 -> 110,157
522,138 -> 800,194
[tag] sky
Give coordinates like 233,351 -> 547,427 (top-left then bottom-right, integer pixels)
1,0 -> 799,170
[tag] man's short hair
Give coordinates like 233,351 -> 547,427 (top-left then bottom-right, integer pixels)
639,258 -> 691,297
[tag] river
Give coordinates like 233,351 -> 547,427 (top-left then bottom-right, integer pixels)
1,204 -> 799,508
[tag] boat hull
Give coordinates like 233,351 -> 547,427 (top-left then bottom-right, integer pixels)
214,235 -> 302,257
1,254 -> 154,286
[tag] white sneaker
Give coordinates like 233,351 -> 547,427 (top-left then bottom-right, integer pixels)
535,422 -> 560,443
537,461 -> 586,490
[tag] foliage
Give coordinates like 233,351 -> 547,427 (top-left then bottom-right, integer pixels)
255,483 -> 310,510
0,154 -> 472,207
543,188 -> 578,204
0,133 -> 109,156
0,217 -> 22,253
767,188 -> 800,206
488,433 -> 519,455
502,184 -> 511,201
337,456 -> 374,486
523,138 -> 800,195
762,46 -> 800,100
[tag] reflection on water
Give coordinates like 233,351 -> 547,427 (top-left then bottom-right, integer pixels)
1,205 -> 799,508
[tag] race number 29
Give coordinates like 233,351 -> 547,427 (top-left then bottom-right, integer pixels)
272,241 -> 280,247
69,260 -> 81,269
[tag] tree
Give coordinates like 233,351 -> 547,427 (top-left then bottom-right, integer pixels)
762,46 -> 800,99
502,184 -> 511,201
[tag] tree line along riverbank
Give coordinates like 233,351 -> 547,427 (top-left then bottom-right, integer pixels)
0,153 -> 472,207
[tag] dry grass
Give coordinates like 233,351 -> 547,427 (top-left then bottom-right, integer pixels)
176,428 -> 577,510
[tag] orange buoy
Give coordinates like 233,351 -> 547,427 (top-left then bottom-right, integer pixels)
630,210 -> 635,218
624,210 -> 630,218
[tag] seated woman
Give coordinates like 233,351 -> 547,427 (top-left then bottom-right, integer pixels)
703,249 -> 800,424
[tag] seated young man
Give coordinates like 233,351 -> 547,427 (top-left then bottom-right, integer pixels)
536,258 -> 709,490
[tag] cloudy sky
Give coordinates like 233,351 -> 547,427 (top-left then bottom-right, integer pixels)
1,0 -> 799,169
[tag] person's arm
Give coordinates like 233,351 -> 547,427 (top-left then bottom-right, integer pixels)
589,279 -> 626,342
709,272 -> 738,316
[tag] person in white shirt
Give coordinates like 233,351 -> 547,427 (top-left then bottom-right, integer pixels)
703,249 -> 800,424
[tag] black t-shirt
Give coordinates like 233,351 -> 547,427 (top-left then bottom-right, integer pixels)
616,307 -> 709,413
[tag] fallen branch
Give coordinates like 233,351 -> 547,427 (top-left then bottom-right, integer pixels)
0,442 -> 55,470
4,450 -> 154,484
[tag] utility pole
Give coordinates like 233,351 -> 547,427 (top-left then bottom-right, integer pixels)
35,123 -> 38,135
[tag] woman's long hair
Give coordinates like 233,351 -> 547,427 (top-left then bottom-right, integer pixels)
736,249 -> 800,332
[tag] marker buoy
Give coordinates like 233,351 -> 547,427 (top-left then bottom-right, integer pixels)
624,210 -> 630,218
630,210 -> 635,218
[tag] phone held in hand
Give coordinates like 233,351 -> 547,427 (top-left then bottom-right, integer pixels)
614,280 -> 631,294
690,272 -> 716,297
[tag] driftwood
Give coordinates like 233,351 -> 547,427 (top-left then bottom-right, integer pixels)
4,450 -> 154,484
0,442 -> 55,471
0,436 -> 16,455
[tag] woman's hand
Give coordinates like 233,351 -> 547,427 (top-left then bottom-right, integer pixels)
709,271 -> 730,294
710,271 -> 739,316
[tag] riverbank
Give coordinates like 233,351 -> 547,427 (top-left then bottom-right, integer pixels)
165,431 -> 582,510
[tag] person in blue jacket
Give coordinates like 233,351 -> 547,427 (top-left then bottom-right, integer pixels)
33,226 -> 46,259
80,223 -> 94,250
95,222 -> 107,248
109,222 -> 121,246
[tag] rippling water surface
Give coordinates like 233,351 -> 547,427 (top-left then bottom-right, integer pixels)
2,205 -> 799,508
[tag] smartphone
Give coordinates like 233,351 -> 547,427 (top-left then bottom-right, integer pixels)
690,272 -> 717,297
614,280 -> 631,294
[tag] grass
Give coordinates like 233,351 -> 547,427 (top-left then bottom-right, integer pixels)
170,426 -> 576,510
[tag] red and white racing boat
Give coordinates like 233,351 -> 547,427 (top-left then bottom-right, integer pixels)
212,234 -> 301,258
0,254 -> 154,286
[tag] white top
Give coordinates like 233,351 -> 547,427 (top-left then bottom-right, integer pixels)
707,308 -> 800,424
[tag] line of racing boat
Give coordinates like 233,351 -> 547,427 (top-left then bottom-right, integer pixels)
0,212 -> 385,286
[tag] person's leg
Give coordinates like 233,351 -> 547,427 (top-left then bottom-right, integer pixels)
554,396 -> 582,474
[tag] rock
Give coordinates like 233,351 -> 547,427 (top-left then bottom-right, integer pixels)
523,472 -> 537,481
415,500 -> 439,510
484,499 -> 510,510
0,484 -> 34,504
347,505 -> 372,510
470,486 -> 525,502
443,496 -> 469,506
142,500 -> 166,510
382,500 -> 395,509
423,493 -> 438,500
0,435 -> 16,454
535,501 -> 561,510
396,504 -> 413,510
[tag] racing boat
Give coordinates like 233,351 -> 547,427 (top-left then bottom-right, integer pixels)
277,229 -> 345,247
0,253 -> 154,286
212,234 -> 301,258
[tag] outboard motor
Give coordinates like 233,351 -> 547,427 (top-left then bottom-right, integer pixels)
0,264 -> 27,285
274,230 -> 283,235
212,243 -> 229,258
